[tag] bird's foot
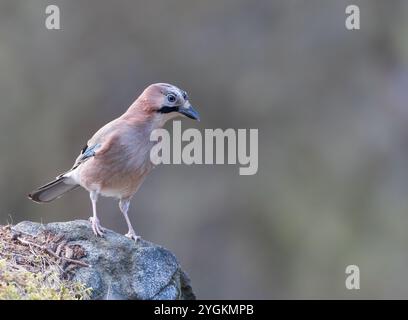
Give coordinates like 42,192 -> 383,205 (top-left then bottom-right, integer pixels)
89,216 -> 105,237
125,230 -> 140,242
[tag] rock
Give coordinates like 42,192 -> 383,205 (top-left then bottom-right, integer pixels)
12,220 -> 195,300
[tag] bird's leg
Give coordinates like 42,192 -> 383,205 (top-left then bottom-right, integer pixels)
89,190 -> 105,237
119,198 -> 140,242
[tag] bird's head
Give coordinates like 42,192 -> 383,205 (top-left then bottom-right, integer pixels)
129,83 -> 200,125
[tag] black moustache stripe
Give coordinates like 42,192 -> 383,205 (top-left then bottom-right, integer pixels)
158,106 -> 179,114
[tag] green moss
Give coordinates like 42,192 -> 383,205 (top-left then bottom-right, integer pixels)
0,225 -> 92,300
0,258 -> 91,300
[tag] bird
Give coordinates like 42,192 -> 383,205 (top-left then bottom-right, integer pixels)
28,83 -> 200,241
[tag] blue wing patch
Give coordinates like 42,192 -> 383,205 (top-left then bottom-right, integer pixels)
79,143 -> 101,162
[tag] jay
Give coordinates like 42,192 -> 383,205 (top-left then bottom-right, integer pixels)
28,83 -> 200,241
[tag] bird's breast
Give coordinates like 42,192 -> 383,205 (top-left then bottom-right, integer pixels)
79,138 -> 154,198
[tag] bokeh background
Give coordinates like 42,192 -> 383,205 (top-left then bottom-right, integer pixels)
1,0 -> 408,299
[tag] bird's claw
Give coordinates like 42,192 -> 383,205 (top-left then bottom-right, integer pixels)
89,216 -> 105,237
125,231 -> 140,242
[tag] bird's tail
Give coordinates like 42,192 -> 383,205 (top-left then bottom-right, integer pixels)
28,176 -> 79,203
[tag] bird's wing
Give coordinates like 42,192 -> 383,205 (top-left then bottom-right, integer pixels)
58,119 -> 124,179
73,118 -> 125,167
71,143 -> 102,169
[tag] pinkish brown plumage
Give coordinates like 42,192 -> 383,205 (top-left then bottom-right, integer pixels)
28,83 -> 200,240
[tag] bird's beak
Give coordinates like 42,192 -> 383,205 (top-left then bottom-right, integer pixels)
178,102 -> 200,121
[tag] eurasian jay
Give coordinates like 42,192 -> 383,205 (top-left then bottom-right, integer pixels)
28,83 -> 200,241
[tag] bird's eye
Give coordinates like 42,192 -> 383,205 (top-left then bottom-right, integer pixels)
167,94 -> 176,103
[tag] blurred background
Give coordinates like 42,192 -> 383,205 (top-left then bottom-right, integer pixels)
0,0 -> 408,299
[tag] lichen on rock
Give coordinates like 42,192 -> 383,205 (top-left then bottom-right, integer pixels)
2,220 -> 194,300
